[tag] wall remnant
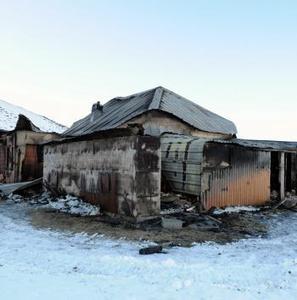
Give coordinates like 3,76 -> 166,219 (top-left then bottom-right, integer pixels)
43,134 -> 161,220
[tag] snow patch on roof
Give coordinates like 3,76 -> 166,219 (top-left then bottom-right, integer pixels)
0,99 -> 67,133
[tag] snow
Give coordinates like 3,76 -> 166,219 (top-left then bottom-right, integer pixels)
213,206 -> 261,215
0,99 -> 67,133
1,201 -> 297,300
7,193 -> 101,216
46,195 -> 101,216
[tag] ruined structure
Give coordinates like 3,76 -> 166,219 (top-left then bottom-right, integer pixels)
42,86 -> 239,219
43,128 -> 160,220
41,86 -> 297,218
161,134 -> 297,210
0,115 -> 59,183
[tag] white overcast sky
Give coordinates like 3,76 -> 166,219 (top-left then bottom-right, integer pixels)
0,0 -> 296,140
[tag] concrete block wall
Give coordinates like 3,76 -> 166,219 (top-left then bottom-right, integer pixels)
43,135 -> 161,219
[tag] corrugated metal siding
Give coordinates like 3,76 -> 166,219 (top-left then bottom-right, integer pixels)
201,145 -> 271,210
64,87 -> 237,136
161,134 -> 208,195
161,134 -> 272,210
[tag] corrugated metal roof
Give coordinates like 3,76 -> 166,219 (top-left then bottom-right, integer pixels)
64,87 -> 237,136
214,139 -> 297,152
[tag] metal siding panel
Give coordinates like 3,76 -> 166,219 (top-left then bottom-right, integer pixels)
202,146 -> 271,210
161,135 -> 206,195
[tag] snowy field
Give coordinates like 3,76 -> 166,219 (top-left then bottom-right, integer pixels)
1,201 -> 297,300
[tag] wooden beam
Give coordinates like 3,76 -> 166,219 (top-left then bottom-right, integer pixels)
279,152 -> 285,200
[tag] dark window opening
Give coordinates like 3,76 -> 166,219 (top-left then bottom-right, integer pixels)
270,152 -> 280,197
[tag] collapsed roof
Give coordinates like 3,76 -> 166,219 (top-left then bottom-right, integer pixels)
14,114 -> 43,132
64,86 -> 237,137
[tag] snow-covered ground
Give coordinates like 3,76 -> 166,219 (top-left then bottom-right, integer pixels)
0,200 -> 297,300
0,99 -> 67,133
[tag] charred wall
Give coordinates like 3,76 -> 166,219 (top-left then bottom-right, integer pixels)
43,135 -> 161,219
201,143 -> 271,210
0,142 -> 6,183
0,131 -> 58,183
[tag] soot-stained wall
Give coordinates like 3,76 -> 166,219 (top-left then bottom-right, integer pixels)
43,135 -> 161,219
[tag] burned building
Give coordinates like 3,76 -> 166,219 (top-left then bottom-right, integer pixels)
42,86 -> 297,218
161,134 -> 297,210
43,87 -> 238,219
0,115 -> 60,183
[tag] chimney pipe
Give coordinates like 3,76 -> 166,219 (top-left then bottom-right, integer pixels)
92,101 -> 103,113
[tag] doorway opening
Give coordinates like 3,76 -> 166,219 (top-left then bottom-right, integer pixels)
270,152 -> 280,198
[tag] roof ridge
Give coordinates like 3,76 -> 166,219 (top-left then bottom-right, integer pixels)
149,86 -> 164,110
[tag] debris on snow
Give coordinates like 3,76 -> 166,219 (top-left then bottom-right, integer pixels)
161,217 -> 184,230
6,193 -> 24,203
139,245 -> 164,255
46,195 -> 100,216
5,192 -> 100,217
212,206 -> 261,215
282,191 -> 297,209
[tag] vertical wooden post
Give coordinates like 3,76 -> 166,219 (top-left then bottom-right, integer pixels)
279,152 -> 285,200
292,154 -> 297,192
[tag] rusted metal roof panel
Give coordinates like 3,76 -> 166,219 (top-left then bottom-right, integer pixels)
64,87 -> 237,136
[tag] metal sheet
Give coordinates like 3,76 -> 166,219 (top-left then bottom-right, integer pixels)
21,145 -> 43,181
0,178 -> 42,196
201,144 -> 271,210
214,139 -> 297,152
161,134 -> 272,210
161,134 -> 207,195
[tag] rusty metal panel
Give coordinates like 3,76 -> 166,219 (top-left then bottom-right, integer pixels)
21,145 -> 43,181
201,144 -> 271,210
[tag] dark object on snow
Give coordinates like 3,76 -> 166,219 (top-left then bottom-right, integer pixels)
0,178 -> 42,196
139,245 -> 163,255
